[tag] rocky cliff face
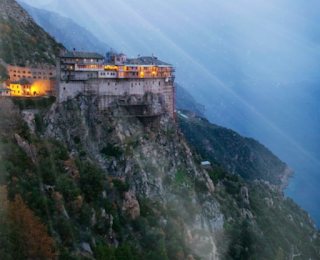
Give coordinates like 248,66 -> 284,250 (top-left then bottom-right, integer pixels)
1,95 -> 319,259
44,93 -> 224,259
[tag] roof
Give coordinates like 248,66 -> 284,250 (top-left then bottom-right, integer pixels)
60,52 -> 104,59
126,56 -> 172,66
201,161 -> 211,166
12,78 -> 31,85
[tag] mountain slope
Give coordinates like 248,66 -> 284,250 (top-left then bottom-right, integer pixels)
19,1 -> 111,54
175,84 -> 206,117
178,111 -> 292,187
0,0 -> 65,67
0,2 -> 319,259
1,94 -> 319,260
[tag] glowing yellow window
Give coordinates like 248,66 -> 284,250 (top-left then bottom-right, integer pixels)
70,66 -> 73,70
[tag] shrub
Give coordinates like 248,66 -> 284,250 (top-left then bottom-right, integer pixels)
100,144 -> 123,158
79,164 -> 104,202
112,179 -> 129,193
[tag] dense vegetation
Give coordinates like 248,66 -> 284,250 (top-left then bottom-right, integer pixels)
178,111 -> 290,186
0,0 -> 65,66
0,99 -> 201,260
0,97 -> 319,259
177,111 -> 320,259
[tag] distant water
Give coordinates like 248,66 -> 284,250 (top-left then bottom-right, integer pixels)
204,79 -> 320,228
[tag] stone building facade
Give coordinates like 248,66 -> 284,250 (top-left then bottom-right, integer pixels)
57,51 -> 175,118
6,65 -> 56,96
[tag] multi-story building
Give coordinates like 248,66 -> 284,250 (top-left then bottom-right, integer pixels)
57,51 -> 175,118
6,65 -> 56,96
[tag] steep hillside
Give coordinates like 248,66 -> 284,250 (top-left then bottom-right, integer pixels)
178,111 -> 292,188
19,1 -> 111,53
0,0 -> 65,67
0,96 -> 319,260
175,84 -> 206,117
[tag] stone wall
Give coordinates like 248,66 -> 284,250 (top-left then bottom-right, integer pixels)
58,78 -> 174,117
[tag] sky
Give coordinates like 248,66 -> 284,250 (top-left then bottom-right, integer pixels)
20,0 -> 320,226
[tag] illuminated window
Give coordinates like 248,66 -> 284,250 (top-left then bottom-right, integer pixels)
90,59 -> 93,62
76,59 -> 79,62
84,59 -> 87,62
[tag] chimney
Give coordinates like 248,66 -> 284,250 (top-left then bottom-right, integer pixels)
73,48 -> 76,55
138,54 -> 140,58
152,53 -> 154,59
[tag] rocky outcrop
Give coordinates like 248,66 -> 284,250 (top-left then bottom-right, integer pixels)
14,134 -> 36,163
44,94 -> 224,259
121,191 -> 140,219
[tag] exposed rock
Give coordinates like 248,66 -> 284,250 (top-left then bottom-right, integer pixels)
264,197 -> 274,208
121,191 -> 140,219
61,205 -> 69,219
21,109 -> 38,133
240,208 -> 253,220
240,186 -> 249,204
44,94 -> 224,257
80,242 -> 93,255
14,134 -> 36,163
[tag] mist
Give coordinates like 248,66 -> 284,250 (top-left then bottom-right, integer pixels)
20,0 -> 320,226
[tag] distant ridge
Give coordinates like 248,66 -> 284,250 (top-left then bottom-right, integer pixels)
19,1 -> 112,54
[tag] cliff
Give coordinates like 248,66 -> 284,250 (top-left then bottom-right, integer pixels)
0,1 -> 319,259
1,96 -> 319,260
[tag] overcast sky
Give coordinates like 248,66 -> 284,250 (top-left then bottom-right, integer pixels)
20,0 -> 320,80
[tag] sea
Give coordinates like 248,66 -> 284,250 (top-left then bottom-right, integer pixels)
203,78 -> 320,228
